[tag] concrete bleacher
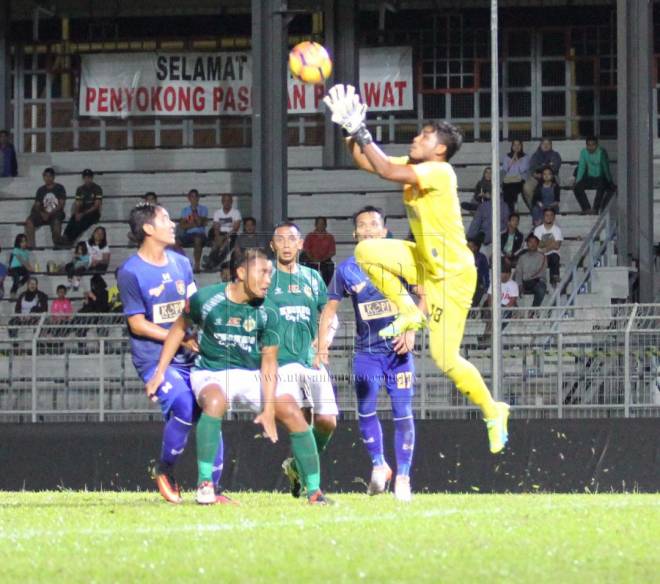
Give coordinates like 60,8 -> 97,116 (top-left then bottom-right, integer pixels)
1,141 -> 658,314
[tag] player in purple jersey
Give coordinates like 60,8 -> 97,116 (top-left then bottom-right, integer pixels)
118,203 -> 228,505
316,206 -> 418,501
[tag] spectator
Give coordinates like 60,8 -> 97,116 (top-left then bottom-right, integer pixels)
0,130 -> 18,177
87,226 -> 111,273
80,274 -> 110,314
51,285 -> 73,322
522,138 -> 562,208
514,234 -> 547,307
468,238 -> 490,307
64,241 -> 90,291
235,216 -> 268,251
0,246 -> 6,299
462,167 -> 492,213
8,234 -> 33,298
466,191 -> 510,247
501,213 -> 524,265
143,192 -> 158,205
303,216 -> 336,285
573,136 -> 615,214
24,167 -> 67,248
501,140 -> 529,214
531,166 -> 561,226
205,193 -> 241,270
63,169 -> 103,245
177,189 -> 208,273
481,259 -> 519,340
533,208 -> 563,286
14,277 -> 48,316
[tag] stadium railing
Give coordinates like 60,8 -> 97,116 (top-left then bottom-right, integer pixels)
0,304 -> 658,423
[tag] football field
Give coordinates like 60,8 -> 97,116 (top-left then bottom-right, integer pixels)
0,492 -> 658,583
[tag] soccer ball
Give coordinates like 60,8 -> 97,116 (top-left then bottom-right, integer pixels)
289,41 -> 332,85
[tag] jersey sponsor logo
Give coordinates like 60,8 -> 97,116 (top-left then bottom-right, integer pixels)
350,281 -> 367,294
162,272 -> 172,283
214,317 -> 223,326
358,299 -> 398,321
288,284 -> 300,294
176,280 -> 186,295
243,317 -> 256,332
153,299 -> 186,324
213,332 -> 256,351
227,316 -> 242,327
149,283 -> 165,297
273,287 -> 283,295
279,305 -> 311,322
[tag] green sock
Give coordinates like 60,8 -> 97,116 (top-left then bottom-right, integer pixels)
196,413 -> 222,485
313,426 -> 333,455
290,427 -> 321,494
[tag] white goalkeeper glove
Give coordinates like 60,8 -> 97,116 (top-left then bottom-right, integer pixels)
323,84 -> 367,135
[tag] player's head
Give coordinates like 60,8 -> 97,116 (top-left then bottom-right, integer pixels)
543,207 -> 556,225
271,221 -> 303,266
230,247 -> 273,301
128,202 -> 175,247
353,206 -> 387,242
188,189 -> 199,205
409,121 -> 463,162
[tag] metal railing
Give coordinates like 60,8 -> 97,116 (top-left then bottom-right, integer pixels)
0,305 -> 658,422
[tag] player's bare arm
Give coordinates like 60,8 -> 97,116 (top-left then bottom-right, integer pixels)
127,313 -> 197,352
256,344 -> 279,443
315,299 -> 340,368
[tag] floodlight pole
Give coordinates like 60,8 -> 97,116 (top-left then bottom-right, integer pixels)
490,0 -> 502,400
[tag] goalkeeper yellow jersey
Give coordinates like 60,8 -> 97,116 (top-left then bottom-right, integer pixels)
390,156 -> 473,279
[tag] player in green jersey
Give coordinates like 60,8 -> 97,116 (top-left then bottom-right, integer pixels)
147,247 -> 331,505
268,222 -> 339,498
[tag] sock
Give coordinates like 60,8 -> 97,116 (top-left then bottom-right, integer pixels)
196,413 -> 222,485
212,432 -> 224,487
394,416 -> 415,477
447,356 -> 498,419
358,412 -> 385,466
312,426 -> 333,455
290,427 -> 321,494
159,415 -> 193,470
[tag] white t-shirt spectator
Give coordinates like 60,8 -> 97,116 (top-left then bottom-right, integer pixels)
89,243 -> 110,264
490,279 -> 519,306
533,223 -> 563,256
213,207 -> 242,234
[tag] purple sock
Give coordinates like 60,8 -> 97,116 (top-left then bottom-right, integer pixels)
394,416 -> 415,476
212,432 -> 224,487
358,412 -> 385,466
160,416 -> 193,468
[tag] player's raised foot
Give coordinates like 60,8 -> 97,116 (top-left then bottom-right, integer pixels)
394,475 -> 412,502
196,481 -> 217,505
308,490 -> 334,506
282,457 -> 303,499
214,486 -> 239,506
367,463 -> 392,496
378,310 -> 427,339
485,402 -> 510,454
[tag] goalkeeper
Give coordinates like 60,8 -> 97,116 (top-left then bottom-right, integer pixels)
323,85 -> 509,453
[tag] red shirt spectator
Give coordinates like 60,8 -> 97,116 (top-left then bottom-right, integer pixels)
303,217 -> 336,262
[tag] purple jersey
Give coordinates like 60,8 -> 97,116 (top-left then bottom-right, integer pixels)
118,250 -> 197,377
328,255 -> 402,354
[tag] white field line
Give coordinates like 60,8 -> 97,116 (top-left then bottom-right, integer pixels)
0,497 -> 658,541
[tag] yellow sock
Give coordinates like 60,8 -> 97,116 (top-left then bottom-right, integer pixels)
446,356 -> 498,419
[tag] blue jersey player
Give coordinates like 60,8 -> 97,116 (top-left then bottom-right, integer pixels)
316,206 -> 417,501
118,203 -> 227,504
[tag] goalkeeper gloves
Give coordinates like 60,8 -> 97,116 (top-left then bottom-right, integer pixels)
323,84 -> 372,147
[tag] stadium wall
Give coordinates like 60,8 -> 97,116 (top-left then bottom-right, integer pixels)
1,419 -> 658,493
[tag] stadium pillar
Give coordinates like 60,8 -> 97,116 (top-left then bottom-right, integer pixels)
251,0 -> 288,234
322,0 -> 358,168
616,0 -> 655,302
0,1 -> 10,132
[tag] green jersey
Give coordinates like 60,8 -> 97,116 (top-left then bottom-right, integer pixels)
187,282 -> 279,371
267,265 -> 327,367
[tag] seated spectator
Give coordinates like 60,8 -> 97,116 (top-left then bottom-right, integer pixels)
0,130 -> 18,177
531,166 -> 561,226
501,213 -> 524,265
177,189 -> 208,272
205,193 -> 241,270
302,216 -> 336,285
514,234 -> 547,307
462,167 -> 492,213
0,246 -> 6,299
80,274 -> 110,314
63,169 -> 103,245
468,238 -> 490,307
573,136 -> 616,214
523,138 -> 562,209
533,208 -> 563,286
8,234 -> 33,298
51,284 -> 73,323
143,192 -> 158,205
25,167 -> 67,248
235,216 -> 268,251
466,191 -> 510,247
87,226 -> 110,273
13,277 -> 48,318
501,140 -> 529,214
481,259 -> 519,339
64,241 -> 90,291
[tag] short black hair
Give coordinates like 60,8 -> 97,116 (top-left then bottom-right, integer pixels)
586,135 -> 598,143
129,203 -> 160,244
243,216 -> 257,225
143,191 -> 157,201
353,205 -> 386,227
188,189 -> 199,197
526,233 -> 540,243
509,212 -> 520,221
425,120 -> 463,161
43,167 -> 55,176
502,258 -> 513,274
273,220 -> 302,235
56,284 -> 67,293
543,207 -> 557,215
315,216 -> 327,226
230,246 -> 270,280
467,237 -> 482,250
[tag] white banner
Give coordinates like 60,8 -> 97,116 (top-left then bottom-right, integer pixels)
79,47 -> 413,117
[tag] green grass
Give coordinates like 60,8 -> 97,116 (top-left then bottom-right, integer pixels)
0,492 -> 658,583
